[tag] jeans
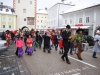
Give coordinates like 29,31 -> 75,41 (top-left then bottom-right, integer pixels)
33,41 -> 36,50
93,52 -> 96,57
54,43 -> 58,50
39,40 -> 42,48
70,47 -> 74,54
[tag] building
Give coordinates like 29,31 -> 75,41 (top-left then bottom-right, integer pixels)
0,2 -> 17,31
36,9 -> 48,30
13,0 -> 37,30
61,0 -> 100,37
47,2 -> 74,29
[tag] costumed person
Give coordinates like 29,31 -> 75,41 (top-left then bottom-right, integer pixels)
54,32 -> 58,51
43,32 -> 51,53
93,30 -> 100,58
38,33 -> 43,49
75,28 -> 86,60
58,36 -> 64,54
15,36 -> 24,57
25,35 -> 33,55
61,25 -> 72,64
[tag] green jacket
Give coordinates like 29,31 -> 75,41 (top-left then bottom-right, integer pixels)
75,33 -> 85,45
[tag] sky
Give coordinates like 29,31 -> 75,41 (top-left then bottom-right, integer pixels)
0,0 -> 78,10
0,0 -> 100,10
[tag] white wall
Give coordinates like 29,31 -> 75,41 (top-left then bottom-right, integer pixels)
47,3 -> 74,28
62,5 -> 100,37
15,0 -> 35,29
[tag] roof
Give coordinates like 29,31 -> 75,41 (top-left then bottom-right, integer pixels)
63,0 -> 100,14
37,9 -> 47,14
47,2 -> 74,11
0,8 -> 16,15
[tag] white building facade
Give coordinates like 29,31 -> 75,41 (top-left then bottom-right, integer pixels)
62,4 -> 100,37
47,3 -> 74,29
13,0 -> 36,30
36,9 -> 48,30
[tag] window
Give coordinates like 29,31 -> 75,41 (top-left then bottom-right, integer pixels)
37,25 -> 39,27
37,20 -> 39,22
70,19 -> 72,24
86,17 -> 89,23
24,18 -> 26,21
2,17 -> 5,21
42,17 -> 43,18
41,25 -> 43,27
9,25 -> 11,28
30,1 -> 32,4
27,17 -> 34,25
41,20 -> 42,23
79,18 -> 82,23
38,16 -> 39,18
23,9 -> 26,13
65,20 -> 67,24
45,17 -> 46,18
18,0 -> 20,3
45,21 -> 46,23
9,18 -> 12,21
3,25 -> 5,28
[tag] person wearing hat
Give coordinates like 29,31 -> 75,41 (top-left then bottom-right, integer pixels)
75,28 -> 85,60
61,25 -> 72,64
93,30 -> 100,58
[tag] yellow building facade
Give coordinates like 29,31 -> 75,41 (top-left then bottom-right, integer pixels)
0,13 -> 17,31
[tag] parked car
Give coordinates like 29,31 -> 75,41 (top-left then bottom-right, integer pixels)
0,31 -> 8,52
84,35 -> 94,46
0,40 -> 8,52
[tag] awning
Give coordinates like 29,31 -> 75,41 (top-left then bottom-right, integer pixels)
71,26 -> 92,29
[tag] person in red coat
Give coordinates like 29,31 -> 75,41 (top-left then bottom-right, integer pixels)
58,38 -> 64,54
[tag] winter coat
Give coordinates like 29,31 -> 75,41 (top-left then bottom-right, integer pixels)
16,39 -> 24,48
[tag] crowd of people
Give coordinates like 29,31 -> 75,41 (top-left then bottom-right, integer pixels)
1,25 -> 100,64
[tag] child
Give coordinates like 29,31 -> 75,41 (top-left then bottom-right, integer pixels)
15,36 -> 24,57
25,35 -> 33,55
58,37 -> 64,54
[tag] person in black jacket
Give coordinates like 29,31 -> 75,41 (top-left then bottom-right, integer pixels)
54,32 -> 58,51
61,25 -> 72,64
43,32 -> 51,53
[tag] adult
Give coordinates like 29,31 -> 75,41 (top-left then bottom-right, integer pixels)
61,25 -> 71,64
43,32 -> 51,53
93,30 -> 100,58
75,28 -> 85,60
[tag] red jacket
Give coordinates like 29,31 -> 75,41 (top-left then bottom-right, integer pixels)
59,40 -> 63,48
16,39 -> 24,47
26,38 -> 33,47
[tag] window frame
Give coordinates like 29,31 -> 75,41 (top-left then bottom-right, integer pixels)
3,25 -> 5,28
8,18 -> 12,22
79,18 -> 83,23
65,20 -> 67,24
86,17 -> 89,23
2,17 -> 6,21
23,9 -> 26,13
30,1 -> 32,4
18,0 -> 20,3
9,25 -> 11,28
